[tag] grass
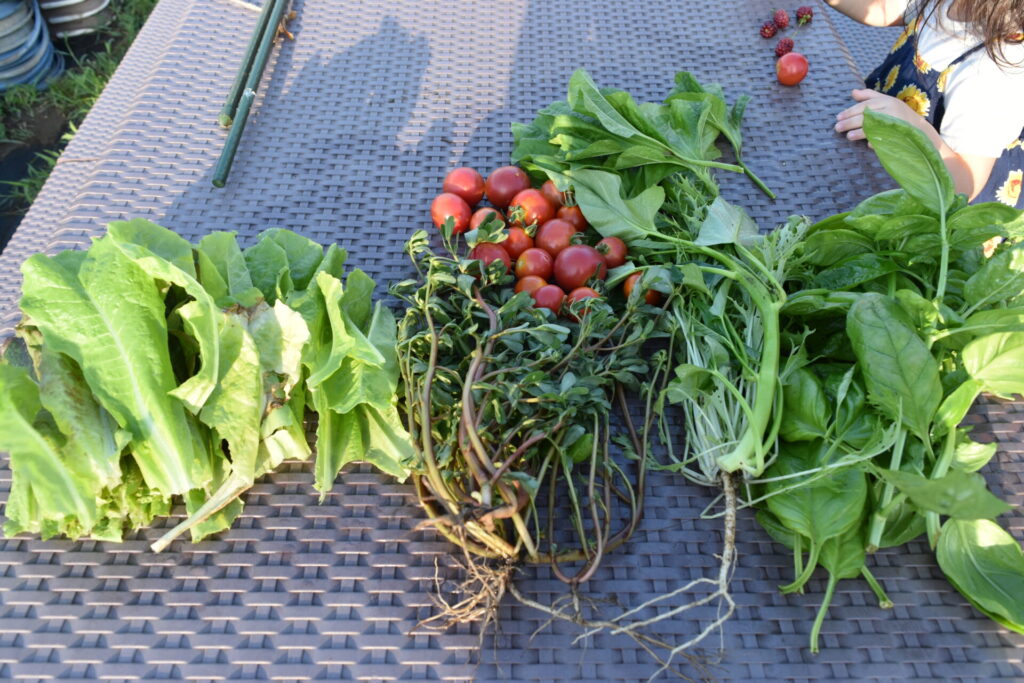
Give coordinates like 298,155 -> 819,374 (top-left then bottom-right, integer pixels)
0,0 -> 157,209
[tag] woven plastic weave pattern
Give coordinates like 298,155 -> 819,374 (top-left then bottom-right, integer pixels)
825,8 -> 903,80
0,0 -> 1021,680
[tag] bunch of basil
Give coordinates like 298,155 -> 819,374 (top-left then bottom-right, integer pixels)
0,220 -> 412,550
760,110 -> 1024,650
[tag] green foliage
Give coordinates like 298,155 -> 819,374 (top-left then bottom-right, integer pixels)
1,221 -> 409,547
760,109 -> 1024,646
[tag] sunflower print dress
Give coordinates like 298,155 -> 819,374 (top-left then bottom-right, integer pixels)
865,20 -> 1023,208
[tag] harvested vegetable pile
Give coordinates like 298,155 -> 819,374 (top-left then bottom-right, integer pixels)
0,221 -> 411,550
1,65 -> 1022,679
509,69 -> 1024,665
761,112 -> 1024,650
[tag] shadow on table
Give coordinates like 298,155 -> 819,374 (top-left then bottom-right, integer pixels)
159,14 -> 452,285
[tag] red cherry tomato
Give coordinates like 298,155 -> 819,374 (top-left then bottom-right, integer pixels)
442,167 -> 485,206
623,271 -> 662,305
469,207 -> 505,231
431,193 -> 472,234
553,245 -> 607,291
531,284 -> 565,314
504,227 -> 534,261
596,237 -> 628,268
540,180 -> 564,210
485,166 -> 531,209
566,286 -> 600,321
557,205 -> 588,232
515,247 -> 554,281
514,275 -> 547,295
776,52 -> 809,86
509,189 -> 556,227
470,242 -> 511,273
534,219 -> 577,256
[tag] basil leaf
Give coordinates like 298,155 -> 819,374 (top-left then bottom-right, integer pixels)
862,110 -> 954,214
953,432 -> 998,473
948,202 -> 1021,234
755,508 -> 799,550
813,254 -> 900,291
933,379 -> 982,434
780,368 -> 830,441
846,293 -> 942,441
936,519 -> 1024,633
963,243 -> 1024,309
803,229 -> 874,267
877,498 -> 927,548
764,441 -> 868,544
962,331 -> 1024,398
876,469 -> 1011,520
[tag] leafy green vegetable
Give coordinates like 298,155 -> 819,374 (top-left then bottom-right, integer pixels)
758,111 -> 1024,648
20,237 -> 210,495
876,468 -> 1011,520
3,222 -> 409,548
936,519 -> 1024,633
846,293 -> 941,442
861,110 -> 953,214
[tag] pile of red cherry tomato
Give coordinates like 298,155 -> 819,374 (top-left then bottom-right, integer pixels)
430,166 -> 660,319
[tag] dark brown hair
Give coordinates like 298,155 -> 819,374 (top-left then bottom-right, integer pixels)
914,0 -> 1024,68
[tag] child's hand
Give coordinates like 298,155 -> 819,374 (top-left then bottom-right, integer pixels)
835,89 -> 922,141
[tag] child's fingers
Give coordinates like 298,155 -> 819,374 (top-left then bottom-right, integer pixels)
846,128 -> 867,141
835,113 -> 864,132
851,88 -> 883,102
836,102 -> 866,120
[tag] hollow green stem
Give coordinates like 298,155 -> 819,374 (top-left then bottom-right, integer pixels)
926,426 -> 958,547
867,429 -> 907,553
861,567 -> 893,609
781,540 -> 819,594
741,163 -> 775,200
810,576 -> 838,654
935,202 -> 950,302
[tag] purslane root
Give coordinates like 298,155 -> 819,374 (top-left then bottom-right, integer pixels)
505,471 -> 738,681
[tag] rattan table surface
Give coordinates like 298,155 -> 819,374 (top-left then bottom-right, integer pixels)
0,1 -> 1021,680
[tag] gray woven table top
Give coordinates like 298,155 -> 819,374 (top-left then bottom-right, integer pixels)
0,0 -> 1021,680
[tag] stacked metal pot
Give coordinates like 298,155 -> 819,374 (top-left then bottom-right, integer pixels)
0,0 -> 63,92
40,0 -> 112,39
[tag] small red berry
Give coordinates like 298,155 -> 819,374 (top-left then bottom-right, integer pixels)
760,20 -> 778,38
775,37 -> 795,57
796,6 -> 813,25
773,9 -> 790,29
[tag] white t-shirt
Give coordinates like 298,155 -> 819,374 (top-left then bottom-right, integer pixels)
903,1 -> 1024,157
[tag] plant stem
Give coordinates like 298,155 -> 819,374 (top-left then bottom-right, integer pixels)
860,567 -> 893,609
867,429 -> 907,552
741,163 -> 776,200
781,540 -> 819,594
935,204 -> 950,302
926,426 -> 958,547
810,575 -> 838,654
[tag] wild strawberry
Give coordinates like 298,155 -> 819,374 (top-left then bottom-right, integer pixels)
775,37 -> 794,57
773,9 -> 790,29
796,6 -> 814,25
760,21 -> 778,38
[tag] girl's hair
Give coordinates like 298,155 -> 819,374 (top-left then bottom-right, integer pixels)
914,0 -> 1024,68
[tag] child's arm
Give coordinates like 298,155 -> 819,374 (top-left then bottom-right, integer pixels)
824,0 -> 909,26
835,89 -> 998,200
